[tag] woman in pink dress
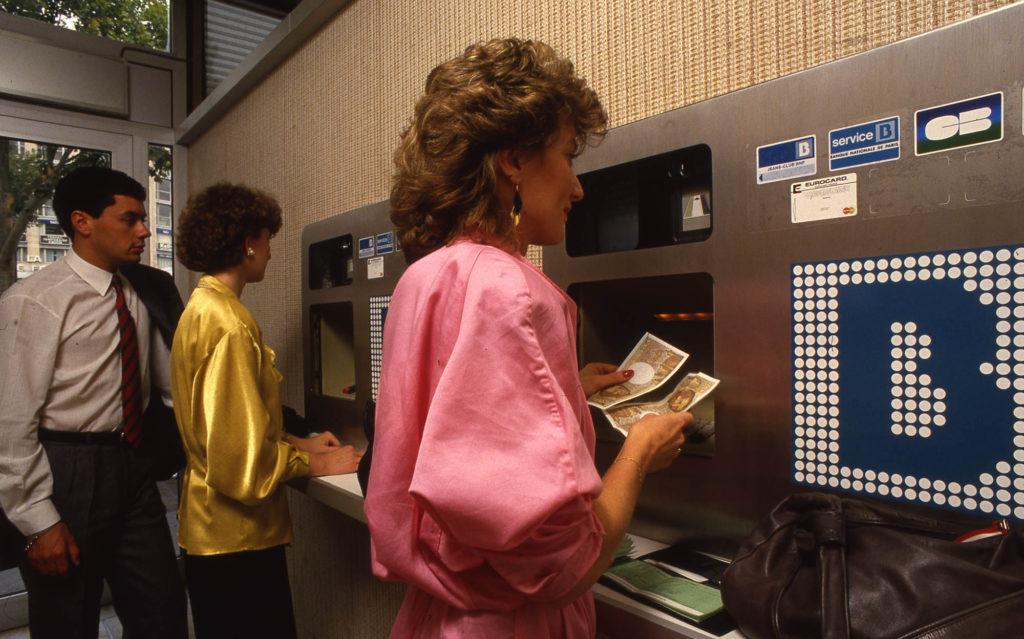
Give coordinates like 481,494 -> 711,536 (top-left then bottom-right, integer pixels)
363,38 -> 691,638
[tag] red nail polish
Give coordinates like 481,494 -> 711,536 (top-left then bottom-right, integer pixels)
623,370 -> 634,379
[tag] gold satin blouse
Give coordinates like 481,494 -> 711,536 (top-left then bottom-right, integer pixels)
170,275 -> 310,555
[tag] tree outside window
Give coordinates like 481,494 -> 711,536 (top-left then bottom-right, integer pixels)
0,139 -> 110,292
0,0 -> 170,51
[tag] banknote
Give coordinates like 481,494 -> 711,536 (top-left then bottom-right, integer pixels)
602,372 -> 720,436
587,333 -> 689,409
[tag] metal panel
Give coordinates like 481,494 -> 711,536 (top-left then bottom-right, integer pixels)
543,3 -> 1024,544
302,201 -> 405,446
0,31 -> 127,116
303,4 -> 1024,550
128,64 -> 173,127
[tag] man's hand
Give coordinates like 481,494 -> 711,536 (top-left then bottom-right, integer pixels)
27,521 -> 80,577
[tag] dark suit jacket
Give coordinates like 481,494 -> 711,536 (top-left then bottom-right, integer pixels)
121,263 -> 186,481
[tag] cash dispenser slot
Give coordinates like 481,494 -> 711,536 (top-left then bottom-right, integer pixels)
566,144 -> 711,256
308,234 -> 354,289
570,272 -> 715,456
310,302 -> 356,400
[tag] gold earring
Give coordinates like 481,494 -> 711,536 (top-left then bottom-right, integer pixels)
246,247 -> 255,257
510,184 -> 522,227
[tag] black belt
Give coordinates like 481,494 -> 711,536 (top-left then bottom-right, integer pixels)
38,428 -> 124,445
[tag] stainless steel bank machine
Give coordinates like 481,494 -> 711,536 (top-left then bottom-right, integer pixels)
303,4 -> 1024,548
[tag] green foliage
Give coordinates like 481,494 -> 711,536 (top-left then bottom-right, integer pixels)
2,141 -> 109,220
0,139 -> 111,291
148,144 -> 172,181
0,0 -> 169,50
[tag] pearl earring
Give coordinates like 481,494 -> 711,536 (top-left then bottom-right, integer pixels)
246,247 -> 255,257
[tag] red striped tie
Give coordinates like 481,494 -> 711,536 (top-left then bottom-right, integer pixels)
111,274 -> 142,447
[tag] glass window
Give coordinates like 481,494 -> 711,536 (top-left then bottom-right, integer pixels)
0,0 -> 170,51
148,144 -> 173,275
156,203 -> 172,227
1,137 -> 110,290
156,179 -> 171,204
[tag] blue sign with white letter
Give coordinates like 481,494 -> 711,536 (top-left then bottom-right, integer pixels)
375,232 -> 395,255
792,244 -> 1024,521
829,117 -> 900,170
358,236 -> 374,259
915,92 -> 1003,155
756,135 -> 817,184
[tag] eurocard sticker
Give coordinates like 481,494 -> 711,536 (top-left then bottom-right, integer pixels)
367,256 -> 384,279
791,174 -> 857,224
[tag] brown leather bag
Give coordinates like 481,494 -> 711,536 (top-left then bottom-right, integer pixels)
720,492 -> 1024,639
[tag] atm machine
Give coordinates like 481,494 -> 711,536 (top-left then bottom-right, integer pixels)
302,3 -> 1024,559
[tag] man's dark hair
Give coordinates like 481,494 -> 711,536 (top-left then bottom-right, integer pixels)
52,167 -> 147,239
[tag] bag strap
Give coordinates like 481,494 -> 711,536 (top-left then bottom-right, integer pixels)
899,588 -> 1024,639
812,509 -> 851,639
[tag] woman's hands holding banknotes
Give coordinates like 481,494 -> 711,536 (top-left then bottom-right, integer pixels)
580,361 -> 690,474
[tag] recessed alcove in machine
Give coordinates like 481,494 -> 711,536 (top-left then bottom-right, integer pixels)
570,272 -> 715,457
566,144 -> 712,257
309,302 -> 356,400
308,234 -> 353,289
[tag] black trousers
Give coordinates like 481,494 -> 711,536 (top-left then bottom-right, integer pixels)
184,544 -> 298,639
19,440 -> 187,639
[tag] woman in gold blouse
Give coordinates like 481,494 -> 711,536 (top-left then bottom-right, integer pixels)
171,183 -> 361,639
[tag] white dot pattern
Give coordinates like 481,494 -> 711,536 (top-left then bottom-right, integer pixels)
792,246 -> 1024,521
889,323 -> 945,439
370,295 -> 391,400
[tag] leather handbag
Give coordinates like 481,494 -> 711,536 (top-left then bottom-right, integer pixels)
720,492 -> 1024,639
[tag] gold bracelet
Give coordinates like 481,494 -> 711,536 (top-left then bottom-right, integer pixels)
613,456 -> 645,482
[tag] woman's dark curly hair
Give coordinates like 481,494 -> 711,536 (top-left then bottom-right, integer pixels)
176,182 -> 282,273
391,38 -> 607,263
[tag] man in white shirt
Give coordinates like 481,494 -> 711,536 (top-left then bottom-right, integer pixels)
0,167 -> 187,638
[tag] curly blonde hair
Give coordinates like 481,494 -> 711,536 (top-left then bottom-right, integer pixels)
176,182 -> 282,273
391,38 -> 607,263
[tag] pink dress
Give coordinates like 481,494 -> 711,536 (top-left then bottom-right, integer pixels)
364,241 -> 605,638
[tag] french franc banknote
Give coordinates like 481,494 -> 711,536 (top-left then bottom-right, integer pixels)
602,372 -> 721,436
587,332 -> 689,409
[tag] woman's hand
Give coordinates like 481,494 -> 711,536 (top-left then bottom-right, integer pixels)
285,431 -> 341,453
622,411 -> 691,474
304,431 -> 341,453
308,445 -> 363,477
579,362 -> 634,397
558,410 -> 691,605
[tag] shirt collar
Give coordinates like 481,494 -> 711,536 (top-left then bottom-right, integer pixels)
65,246 -> 116,295
198,273 -> 238,299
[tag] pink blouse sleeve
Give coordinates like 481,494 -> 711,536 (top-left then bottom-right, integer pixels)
407,250 -> 604,603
